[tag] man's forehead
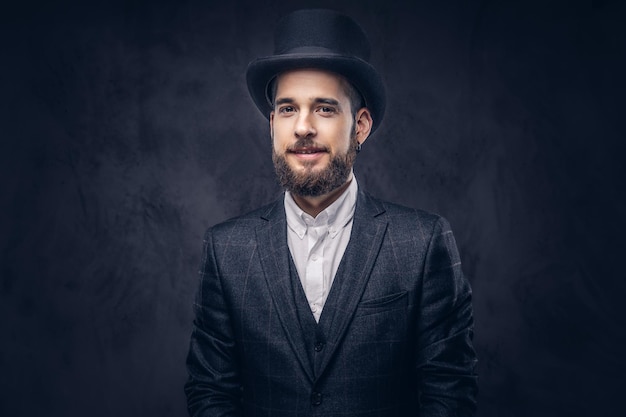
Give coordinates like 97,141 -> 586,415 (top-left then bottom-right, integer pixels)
274,69 -> 350,98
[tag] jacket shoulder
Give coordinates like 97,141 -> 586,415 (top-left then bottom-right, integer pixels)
203,199 -> 281,241
365,193 -> 449,232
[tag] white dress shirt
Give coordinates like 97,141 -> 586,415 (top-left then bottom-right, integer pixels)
284,176 -> 358,322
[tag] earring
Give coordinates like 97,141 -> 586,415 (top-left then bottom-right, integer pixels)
356,142 -> 362,153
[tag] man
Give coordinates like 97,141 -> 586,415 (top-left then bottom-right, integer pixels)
185,9 -> 477,416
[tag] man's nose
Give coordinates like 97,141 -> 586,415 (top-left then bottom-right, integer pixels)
294,112 -> 316,138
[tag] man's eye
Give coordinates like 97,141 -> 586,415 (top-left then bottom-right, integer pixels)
279,106 -> 295,113
319,106 -> 336,114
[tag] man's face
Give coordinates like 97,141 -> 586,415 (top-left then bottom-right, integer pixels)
270,69 -> 362,197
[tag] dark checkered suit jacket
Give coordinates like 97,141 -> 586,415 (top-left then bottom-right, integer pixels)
185,190 -> 477,416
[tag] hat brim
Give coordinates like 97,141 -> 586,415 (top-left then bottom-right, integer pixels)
246,54 -> 386,133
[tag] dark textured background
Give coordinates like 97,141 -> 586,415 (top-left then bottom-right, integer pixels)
1,0 -> 625,416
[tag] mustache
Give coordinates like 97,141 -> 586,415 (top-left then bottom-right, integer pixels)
286,138 -> 329,152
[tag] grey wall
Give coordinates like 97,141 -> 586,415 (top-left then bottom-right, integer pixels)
1,0 -> 624,416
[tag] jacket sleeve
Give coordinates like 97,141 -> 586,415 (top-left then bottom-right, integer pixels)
185,228 -> 242,417
415,217 -> 478,415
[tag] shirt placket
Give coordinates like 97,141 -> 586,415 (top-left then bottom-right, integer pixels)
305,224 -> 327,319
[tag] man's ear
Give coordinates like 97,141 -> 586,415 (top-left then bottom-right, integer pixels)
270,111 -> 274,138
354,108 -> 373,144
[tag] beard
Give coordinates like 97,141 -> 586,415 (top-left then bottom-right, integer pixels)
272,133 -> 359,197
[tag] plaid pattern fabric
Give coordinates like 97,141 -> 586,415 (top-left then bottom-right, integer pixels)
185,191 -> 477,416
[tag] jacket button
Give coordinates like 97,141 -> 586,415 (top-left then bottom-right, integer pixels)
314,342 -> 324,352
311,391 -> 322,406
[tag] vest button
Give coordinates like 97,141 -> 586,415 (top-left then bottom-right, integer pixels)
311,391 -> 323,406
314,342 -> 324,352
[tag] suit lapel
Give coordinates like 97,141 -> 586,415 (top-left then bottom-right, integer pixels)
316,191 -> 388,377
255,198 -> 315,382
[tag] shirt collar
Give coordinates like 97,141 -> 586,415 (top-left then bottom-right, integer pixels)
284,174 -> 358,240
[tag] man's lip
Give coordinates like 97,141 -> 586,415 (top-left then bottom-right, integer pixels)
287,147 -> 328,160
287,147 -> 328,154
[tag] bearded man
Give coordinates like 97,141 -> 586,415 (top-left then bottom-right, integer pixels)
185,9 -> 478,416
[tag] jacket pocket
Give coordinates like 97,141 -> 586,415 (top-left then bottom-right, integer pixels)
356,291 -> 408,317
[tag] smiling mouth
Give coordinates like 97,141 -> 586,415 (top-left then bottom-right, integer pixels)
288,147 -> 328,155
292,150 -> 325,154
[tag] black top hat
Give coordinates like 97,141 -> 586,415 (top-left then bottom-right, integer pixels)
246,9 -> 386,133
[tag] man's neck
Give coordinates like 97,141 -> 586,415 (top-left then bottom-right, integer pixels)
291,178 -> 353,218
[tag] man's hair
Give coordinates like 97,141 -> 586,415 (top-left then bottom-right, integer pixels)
269,72 -> 365,117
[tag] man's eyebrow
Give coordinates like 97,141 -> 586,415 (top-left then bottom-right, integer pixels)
275,97 -> 294,106
274,97 -> 342,107
313,98 -> 340,106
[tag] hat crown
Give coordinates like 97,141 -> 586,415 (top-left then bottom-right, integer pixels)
274,9 -> 371,61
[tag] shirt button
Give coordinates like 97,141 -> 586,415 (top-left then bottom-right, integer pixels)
311,254 -> 318,261
311,391 -> 323,406
311,305 -> 318,313
314,342 -> 324,352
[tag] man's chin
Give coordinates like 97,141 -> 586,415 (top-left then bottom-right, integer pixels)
273,148 -> 355,197
291,164 -> 327,175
